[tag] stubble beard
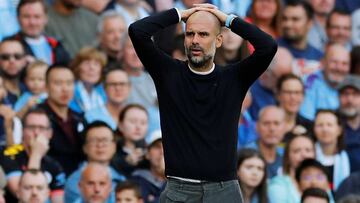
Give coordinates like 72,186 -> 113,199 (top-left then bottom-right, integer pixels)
185,45 -> 214,70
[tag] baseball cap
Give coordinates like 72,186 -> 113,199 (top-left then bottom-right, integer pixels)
337,75 -> 360,92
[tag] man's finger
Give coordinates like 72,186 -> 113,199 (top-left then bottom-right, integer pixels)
193,3 -> 218,9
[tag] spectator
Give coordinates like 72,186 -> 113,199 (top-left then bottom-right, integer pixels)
69,47 -> 107,113
45,0 -> 99,57
301,187 -> 330,203
300,43 -> 350,120
0,39 -> 27,102
132,131 -> 165,203
278,0 -> 323,77
85,69 -> 131,130
313,110 -> 351,191
65,121 -> 126,203
269,132 -> 315,203
214,28 -> 245,66
326,10 -> 352,50
7,0 -> 70,65
38,65 -> 86,175
112,104 -> 148,177
115,181 -> 144,203
16,169 -> 50,203
335,171 -> 360,201
0,108 -> 65,203
78,163 -> 113,203
337,75 -> 360,172
236,148 -> 268,203
97,11 -> 127,70
247,106 -> 286,178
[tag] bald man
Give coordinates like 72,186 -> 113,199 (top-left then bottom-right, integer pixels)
129,4 -> 277,202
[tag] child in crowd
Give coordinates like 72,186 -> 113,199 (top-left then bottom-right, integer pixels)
115,181 -> 144,203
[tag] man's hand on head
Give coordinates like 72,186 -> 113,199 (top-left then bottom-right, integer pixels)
180,3 -> 218,22
194,4 -> 228,26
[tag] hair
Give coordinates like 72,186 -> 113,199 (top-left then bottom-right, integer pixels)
301,188 -> 330,203
338,195 -> 360,203
21,107 -> 50,127
97,11 -> 126,34
276,73 -> 304,94
45,64 -> 72,84
350,46 -> 360,74
103,68 -> 129,85
282,132 -> 315,175
0,38 -> 25,52
19,168 -> 49,185
69,47 -> 107,82
326,9 -> 351,28
17,0 -> 47,16
119,104 -> 148,123
115,181 -> 143,199
249,0 -> 283,35
25,60 -> 48,77
237,148 -> 268,203
257,105 -> 286,122
314,109 -> 345,152
285,0 -> 314,20
295,158 -> 329,183
82,120 -> 115,142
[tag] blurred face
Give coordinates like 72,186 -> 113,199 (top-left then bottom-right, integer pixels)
18,2 -> 48,38
123,39 -> 143,71
288,137 -> 315,170
314,112 -> 342,146
25,66 -> 47,95
278,78 -> 304,114
146,141 -> 164,172
105,70 -> 130,104
79,167 -> 112,203
116,189 -> 142,203
46,68 -> 75,107
221,28 -> 243,51
184,11 -> 222,69
78,59 -> 102,85
253,0 -> 277,21
323,45 -> 350,86
100,16 -> 126,53
23,113 -> 52,150
237,157 -> 265,189
119,107 -> 148,142
257,108 -> 286,146
17,173 -> 50,203
62,0 -> 82,8
327,13 -> 351,45
83,126 -> 116,163
0,41 -> 26,78
309,0 -> 335,16
282,6 -> 312,43
303,196 -> 328,203
339,87 -> 360,118
299,167 -> 329,192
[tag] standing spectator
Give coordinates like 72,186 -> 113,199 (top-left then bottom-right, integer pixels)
300,43 -> 350,120
115,181 -> 144,203
326,10 -> 352,50
45,0 -> 99,57
38,65 -> 86,175
17,169 -> 50,203
7,0 -> 70,65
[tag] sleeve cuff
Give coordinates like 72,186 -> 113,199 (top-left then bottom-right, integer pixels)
174,8 -> 181,23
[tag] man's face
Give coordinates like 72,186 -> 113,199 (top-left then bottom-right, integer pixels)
184,11 -> 222,69
299,167 -> 329,192
100,16 -> 126,54
23,113 -> 52,149
17,173 -> 50,203
339,87 -> 360,118
18,2 -> 48,38
104,70 -> 130,104
282,5 -> 312,43
278,78 -> 304,114
256,108 -> 286,146
326,13 -> 351,45
0,41 -> 26,79
123,39 -> 143,71
46,68 -> 75,107
83,126 -> 116,163
116,189 -> 142,203
323,45 -> 350,86
309,0 -> 335,16
146,140 -> 164,172
79,167 -> 112,203
303,196 -> 329,203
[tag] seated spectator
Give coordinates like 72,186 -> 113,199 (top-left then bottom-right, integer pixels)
295,159 -> 335,202
85,68 -> 131,130
115,181 -> 144,203
65,121 -> 126,203
0,108 -> 65,203
313,110 -> 351,190
69,47 -> 107,113
326,10 -> 352,50
14,61 -> 48,119
236,148 -> 268,203
269,132 -> 315,203
335,171 -> 360,201
0,167 -> 5,203
112,104 -> 148,177
301,188 -> 330,203
78,163 -> 113,203
132,131 -> 165,203
7,0 -> 70,65
17,169 -> 50,203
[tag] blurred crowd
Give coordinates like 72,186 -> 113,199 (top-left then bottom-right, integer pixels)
0,0 -> 360,202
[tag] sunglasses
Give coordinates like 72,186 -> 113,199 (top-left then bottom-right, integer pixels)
0,53 -> 24,60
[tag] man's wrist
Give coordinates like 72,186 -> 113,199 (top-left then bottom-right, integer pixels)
225,14 -> 237,28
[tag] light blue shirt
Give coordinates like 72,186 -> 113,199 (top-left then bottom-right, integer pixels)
84,105 -> 117,130
25,36 -> 52,64
70,81 -> 106,113
0,0 -> 19,41
14,92 -> 48,112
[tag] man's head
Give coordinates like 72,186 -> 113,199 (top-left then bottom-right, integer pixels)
281,0 -> 314,44
326,10 -> 351,46
184,11 -> 223,70
296,159 -> 330,192
0,39 -> 26,80
82,121 -> 116,164
301,187 -> 330,203
17,169 -> 50,203
323,43 -> 350,87
308,0 -> 335,17
45,65 -> 75,108
79,163 -> 112,203
115,181 -> 143,203
58,0 -> 82,10
256,105 -> 286,147
104,68 -> 131,105
338,75 -> 360,119
17,0 -> 48,38
98,11 -> 126,57
145,131 -> 164,175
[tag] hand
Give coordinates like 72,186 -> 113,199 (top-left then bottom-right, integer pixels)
27,96 -> 40,108
29,134 -> 49,158
126,148 -> 145,166
180,3 -> 217,22
0,105 -> 15,121
194,5 -> 228,26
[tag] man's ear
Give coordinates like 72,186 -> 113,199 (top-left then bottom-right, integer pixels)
216,34 -> 223,48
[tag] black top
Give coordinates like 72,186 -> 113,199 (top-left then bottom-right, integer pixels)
129,8 -> 277,181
